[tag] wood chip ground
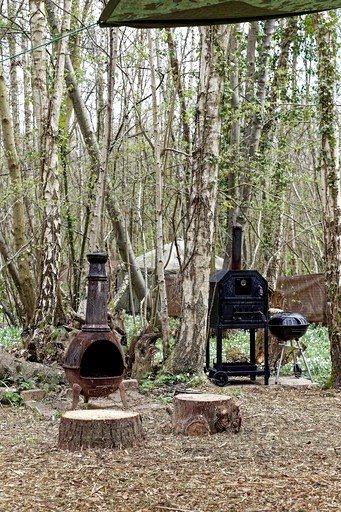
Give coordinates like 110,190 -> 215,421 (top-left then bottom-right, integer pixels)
0,385 -> 340,512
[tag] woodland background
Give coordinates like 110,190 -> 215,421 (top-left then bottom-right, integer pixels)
0,1 -> 340,384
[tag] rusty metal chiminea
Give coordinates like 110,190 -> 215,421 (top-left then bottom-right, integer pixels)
63,253 -> 127,409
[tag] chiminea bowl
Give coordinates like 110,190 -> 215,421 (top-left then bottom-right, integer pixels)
268,312 -> 309,341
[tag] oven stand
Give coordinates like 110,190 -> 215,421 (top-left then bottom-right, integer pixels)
206,322 -> 269,386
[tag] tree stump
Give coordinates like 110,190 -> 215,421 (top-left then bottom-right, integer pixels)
58,409 -> 144,451
169,393 -> 241,436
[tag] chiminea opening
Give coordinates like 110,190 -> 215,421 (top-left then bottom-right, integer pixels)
80,339 -> 124,378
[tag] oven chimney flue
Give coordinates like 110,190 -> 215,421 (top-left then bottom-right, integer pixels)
231,224 -> 242,270
83,252 -> 110,332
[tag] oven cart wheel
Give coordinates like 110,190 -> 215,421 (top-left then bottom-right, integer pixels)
213,371 -> 228,387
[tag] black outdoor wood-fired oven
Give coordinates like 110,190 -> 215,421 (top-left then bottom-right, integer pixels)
63,252 -> 127,409
206,268 -> 269,386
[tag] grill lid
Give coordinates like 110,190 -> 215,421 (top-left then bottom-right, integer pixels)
269,312 -> 309,326
268,312 -> 309,340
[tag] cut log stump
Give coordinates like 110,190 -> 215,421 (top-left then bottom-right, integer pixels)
169,393 -> 241,436
58,409 -> 144,451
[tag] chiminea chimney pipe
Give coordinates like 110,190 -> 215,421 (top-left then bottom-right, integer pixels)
83,252 -> 110,332
231,224 -> 242,270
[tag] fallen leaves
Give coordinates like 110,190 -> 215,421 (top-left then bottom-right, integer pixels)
0,386 -> 340,512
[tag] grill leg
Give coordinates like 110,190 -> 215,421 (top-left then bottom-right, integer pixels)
290,340 -> 298,375
296,339 -> 314,382
275,343 -> 286,384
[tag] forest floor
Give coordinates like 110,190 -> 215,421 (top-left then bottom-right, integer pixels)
0,379 -> 340,512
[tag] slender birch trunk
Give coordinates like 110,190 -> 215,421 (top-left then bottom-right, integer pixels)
223,20 -> 275,267
167,25 -> 231,375
314,12 -> 341,387
147,30 -> 170,357
0,64 -> 36,325
89,28 -> 119,251
166,29 -> 191,154
29,0 -> 48,142
30,0 -> 70,325
7,0 -> 20,149
166,28 -> 192,231
243,22 -> 258,150
62,57 -> 148,301
224,27 -> 241,268
248,19 -> 276,159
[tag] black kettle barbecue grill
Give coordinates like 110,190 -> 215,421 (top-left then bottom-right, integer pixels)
268,312 -> 313,384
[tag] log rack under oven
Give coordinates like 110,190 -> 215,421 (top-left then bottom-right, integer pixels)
206,319 -> 269,386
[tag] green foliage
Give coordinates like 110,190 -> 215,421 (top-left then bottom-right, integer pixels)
124,315 -> 144,339
0,326 -> 22,350
0,373 -> 37,392
279,324 -> 331,386
156,396 -> 173,405
0,390 -> 23,407
139,371 -> 204,393
16,377 -> 36,391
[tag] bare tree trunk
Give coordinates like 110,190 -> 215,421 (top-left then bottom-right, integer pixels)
261,19 -> 298,287
106,194 -> 149,305
223,20 -> 275,267
224,27 -> 241,268
32,0 -> 70,326
166,25 -> 231,375
235,20 -> 276,248
314,12 -> 341,387
63,57 -> 149,303
6,0 -> 20,149
147,30 -> 170,357
243,22 -> 258,151
166,28 -> 192,232
45,2 -> 147,310
89,28 -> 119,251
0,64 -> 36,326
248,19 -> 276,160
29,0 -> 48,141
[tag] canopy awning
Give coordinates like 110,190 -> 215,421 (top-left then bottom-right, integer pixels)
99,0 -> 341,28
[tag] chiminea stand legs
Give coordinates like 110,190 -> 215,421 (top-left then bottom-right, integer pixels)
71,382 -> 129,410
71,384 -> 82,410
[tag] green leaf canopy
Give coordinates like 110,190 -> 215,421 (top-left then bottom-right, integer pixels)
99,0 -> 341,28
